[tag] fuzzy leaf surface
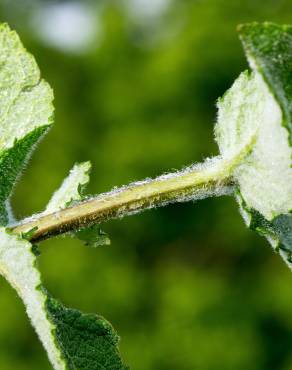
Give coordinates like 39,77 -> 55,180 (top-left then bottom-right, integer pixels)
0,23 -> 125,369
0,228 -> 127,370
0,23 -> 54,224
235,22 -> 292,265
44,161 -> 110,247
239,22 -> 292,134
45,162 -> 91,214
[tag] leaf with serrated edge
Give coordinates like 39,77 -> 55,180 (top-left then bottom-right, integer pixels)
0,228 -> 128,370
218,22 -> 292,266
0,24 -> 125,369
239,22 -> 292,134
0,23 -> 54,225
237,23 -> 292,264
45,294 -> 129,370
0,229 -> 64,369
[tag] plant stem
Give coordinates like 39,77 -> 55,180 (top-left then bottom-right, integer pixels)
11,157 -> 234,242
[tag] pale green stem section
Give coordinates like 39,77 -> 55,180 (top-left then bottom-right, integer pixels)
12,156 -> 237,242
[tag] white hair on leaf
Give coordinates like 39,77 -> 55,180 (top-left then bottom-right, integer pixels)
216,71 -> 292,221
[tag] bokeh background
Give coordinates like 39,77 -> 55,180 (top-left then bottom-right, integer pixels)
0,1 -> 292,369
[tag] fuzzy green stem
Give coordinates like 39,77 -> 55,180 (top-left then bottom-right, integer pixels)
12,157 -> 234,242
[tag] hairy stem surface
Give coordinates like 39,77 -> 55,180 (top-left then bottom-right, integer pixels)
12,157 -> 235,242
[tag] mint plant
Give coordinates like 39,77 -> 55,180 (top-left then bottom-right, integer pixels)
0,21 -> 292,369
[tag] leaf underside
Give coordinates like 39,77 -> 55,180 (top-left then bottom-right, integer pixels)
1,18 -> 292,370
238,22 -> 292,265
0,23 -> 127,370
0,23 -> 54,225
239,23 -> 292,136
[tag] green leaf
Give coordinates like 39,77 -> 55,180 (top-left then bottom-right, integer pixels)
76,225 -> 111,248
45,294 -> 129,370
0,24 -> 124,369
232,22 -> 292,266
214,22 -> 292,266
0,228 -> 128,370
216,68 -> 292,221
0,23 -> 54,225
0,229 -> 65,370
238,22 -> 292,135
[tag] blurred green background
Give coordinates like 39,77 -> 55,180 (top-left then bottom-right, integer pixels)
1,1 -> 292,369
